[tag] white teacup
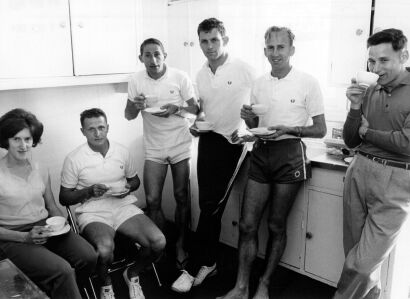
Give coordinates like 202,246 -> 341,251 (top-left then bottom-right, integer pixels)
46,216 -> 66,232
144,95 -> 159,108
356,71 -> 379,87
251,104 -> 268,115
196,121 -> 213,131
109,183 -> 126,193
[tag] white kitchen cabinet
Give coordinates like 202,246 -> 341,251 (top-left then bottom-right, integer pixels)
69,0 -> 138,75
166,0 -> 218,79
373,0 -> 410,68
0,0 -> 73,78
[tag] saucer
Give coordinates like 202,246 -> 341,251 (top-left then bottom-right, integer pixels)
247,127 -> 276,136
48,224 -> 70,237
145,107 -> 166,114
106,189 -> 129,197
344,157 -> 353,164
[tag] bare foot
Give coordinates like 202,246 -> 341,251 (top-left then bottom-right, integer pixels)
216,287 -> 249,299
252,281 -> 269,299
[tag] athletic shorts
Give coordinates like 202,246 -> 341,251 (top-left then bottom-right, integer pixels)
145,141 -> 191,165
76,196 -> 144,232
249,138 -> 311,184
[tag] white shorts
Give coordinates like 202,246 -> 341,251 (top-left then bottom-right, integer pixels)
145,141 -> 191,165
76,196 -> 144,232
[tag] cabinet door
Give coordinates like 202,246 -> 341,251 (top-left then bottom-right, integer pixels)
0,0 -> 73,78
70,0 -> 138,75
257,185 -> 305,269
373,0 -> 410,68
305,189 -> 344,284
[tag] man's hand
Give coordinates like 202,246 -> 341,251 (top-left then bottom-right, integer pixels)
346,78 -> 367,109
131,94 -> 147,110
230,129 -> 256,144
241,104 -> 258,121
359,115 -> 369,139
153,104 -> 179,118
89,184 -> 109,198
264,125 -> 290,140
25,226 -> 52,244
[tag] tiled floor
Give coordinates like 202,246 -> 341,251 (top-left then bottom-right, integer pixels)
107,226 -> 336,299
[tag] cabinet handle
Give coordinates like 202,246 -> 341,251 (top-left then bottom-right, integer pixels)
78,22 -> 84,28
232,221 -> 238,226
190,41 -> 195,47
183,42 -> 189,47
306,232 -> 313,239
59,22 -> 66,28
355,29 -> 363,36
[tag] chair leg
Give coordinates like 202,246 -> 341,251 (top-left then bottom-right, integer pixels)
88,276 -> 98,299
151,263 -> 162,287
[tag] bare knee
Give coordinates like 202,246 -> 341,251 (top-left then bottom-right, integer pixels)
268,221 -> 286,239
239,218 -> 258,238
174,188 -> 189,207
146,195 -> 162,211
96,239 -> 115,263
150,232 -> 166,253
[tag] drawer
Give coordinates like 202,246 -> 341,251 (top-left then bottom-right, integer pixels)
308,168 -> 345,193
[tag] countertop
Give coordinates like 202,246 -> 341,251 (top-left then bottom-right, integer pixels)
309,153 -> 349,172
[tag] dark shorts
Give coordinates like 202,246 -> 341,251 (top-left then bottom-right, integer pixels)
249,138 -> 311,184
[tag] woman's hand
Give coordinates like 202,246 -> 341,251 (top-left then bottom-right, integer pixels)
25,226 -> 51,244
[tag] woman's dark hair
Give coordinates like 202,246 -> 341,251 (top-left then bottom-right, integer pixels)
0,108 -> 44,149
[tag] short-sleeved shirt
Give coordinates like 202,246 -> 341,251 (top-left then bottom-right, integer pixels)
196,56 -> 256,141
61,141 -> 138,213
128,66 -> 196,150
0,157 -> 48,228
251,68 -> 324,140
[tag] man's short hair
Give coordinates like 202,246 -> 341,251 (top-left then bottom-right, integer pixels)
0,108 -> 43,149
264,26 -> 295,46
197,18 -> 226,37
367,28 -> 407,51
80,108 -> 107,127
139,38 -> 165,56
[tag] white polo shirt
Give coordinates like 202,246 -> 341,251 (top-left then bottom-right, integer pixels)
128,66 -> 196,150
196,56 -> 256,140
61,141 -> 138,212
252,68 -> 324,139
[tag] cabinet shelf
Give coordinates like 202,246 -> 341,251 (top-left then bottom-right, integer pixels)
0,73 -> 130,91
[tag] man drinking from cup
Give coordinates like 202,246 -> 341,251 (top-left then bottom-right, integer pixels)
334,28 -> 410,299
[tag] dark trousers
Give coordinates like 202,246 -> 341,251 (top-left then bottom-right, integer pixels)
0,230 -> 97,299
190,132 -> 243,272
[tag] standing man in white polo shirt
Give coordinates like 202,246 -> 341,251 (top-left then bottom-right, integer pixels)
171,18 -> 256,293
125,38 -> 199,272
220,26 -> 326,299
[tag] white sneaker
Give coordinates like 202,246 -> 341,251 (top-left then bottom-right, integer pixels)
193,263 -> 217,286
123,268 -> 145,299
171,270 -> 195,293
100,285 -> 115,299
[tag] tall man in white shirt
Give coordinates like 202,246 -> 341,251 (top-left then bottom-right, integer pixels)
172,18 -> 256,293
125,38 -> 199,270
220,26 -> 327,299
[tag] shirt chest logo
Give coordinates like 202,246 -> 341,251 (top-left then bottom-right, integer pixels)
227,81 -> 232,85
290,99 -> 296,103
120,165 -> 124,169
169,90 -> 175,94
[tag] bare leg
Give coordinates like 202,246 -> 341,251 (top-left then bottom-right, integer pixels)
253,182 -> 302,299
117,214 -> 166,277
144,160 -> 168,231
82,222 -> 116,286
170,158 -> 190,264
218,179 -> 271,299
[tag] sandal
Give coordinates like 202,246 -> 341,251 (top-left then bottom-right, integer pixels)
175,255 -> 190,270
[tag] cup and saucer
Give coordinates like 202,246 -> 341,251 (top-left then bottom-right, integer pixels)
45,216 -> 70,237
247,127 -> 276,137
194,121 -> 213,132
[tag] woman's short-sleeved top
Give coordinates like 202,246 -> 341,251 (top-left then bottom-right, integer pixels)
0,157 -> 48,228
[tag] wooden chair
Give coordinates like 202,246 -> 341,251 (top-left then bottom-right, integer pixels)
65,206 -> 162,299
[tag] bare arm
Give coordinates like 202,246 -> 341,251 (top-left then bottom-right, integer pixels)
267,114 -> 327,139
59,184 -> 108,206
126,174 -> 140,193
124,98 -> 141,120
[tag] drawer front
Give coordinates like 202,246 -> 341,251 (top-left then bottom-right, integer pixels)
309,168 -> 345,193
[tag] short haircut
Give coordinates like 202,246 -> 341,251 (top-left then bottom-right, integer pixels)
197,18 -> 226,37
139,38 -> 165,56
0,108 -> 44,149
80,108 -> 107,127
367,28 -> 408,51
264,26 -> 295,46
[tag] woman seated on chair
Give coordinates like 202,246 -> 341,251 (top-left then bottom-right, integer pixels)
0,108 -> 98,299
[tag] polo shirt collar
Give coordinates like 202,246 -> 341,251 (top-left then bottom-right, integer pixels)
203,54 -> 233,72
85,141 -> 113,158
143,64 -> 168,81
375,68 -> 410,93
268,66 -> 295,81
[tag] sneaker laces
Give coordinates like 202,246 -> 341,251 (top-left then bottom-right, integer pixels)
100,285 -> 115,299
129,277 -> 145,299
193,263 -> 217,286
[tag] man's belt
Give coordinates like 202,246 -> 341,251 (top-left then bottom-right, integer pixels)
358,151 -> 410,170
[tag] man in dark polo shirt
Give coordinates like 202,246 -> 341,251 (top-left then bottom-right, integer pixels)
334,28 -> 410,298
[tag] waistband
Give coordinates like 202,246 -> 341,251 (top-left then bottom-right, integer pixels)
357,151 -> 410,170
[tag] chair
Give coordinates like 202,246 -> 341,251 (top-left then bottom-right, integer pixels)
65,206 -> 162,299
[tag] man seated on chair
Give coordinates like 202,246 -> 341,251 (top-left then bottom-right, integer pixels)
59,108 -> 166,299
